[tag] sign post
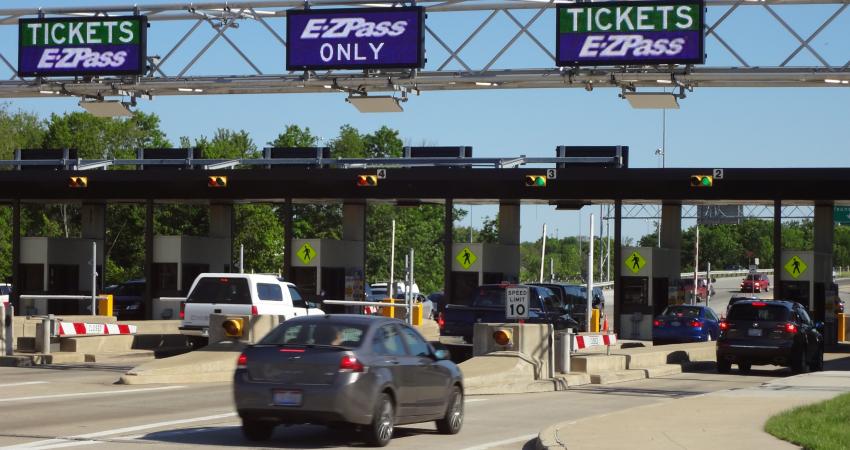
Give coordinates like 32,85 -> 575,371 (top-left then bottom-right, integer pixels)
18,16 -> 148,77
556,2 -> 705,67
506,287 -> 529,321
287,7 -> 425,71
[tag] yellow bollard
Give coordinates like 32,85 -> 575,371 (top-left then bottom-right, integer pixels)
591,308 -> 600,332
98,294 -> 113,317
381,298 -> 395,318
838,313 -> 846,342
412,304 -> 423,326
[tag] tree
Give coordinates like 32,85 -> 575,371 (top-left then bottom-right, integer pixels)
0,104 -> 45,160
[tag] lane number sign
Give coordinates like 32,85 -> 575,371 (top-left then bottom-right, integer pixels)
506,287 -> 529,320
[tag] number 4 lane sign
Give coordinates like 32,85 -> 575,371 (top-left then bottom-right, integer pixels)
506,287 -> 529,320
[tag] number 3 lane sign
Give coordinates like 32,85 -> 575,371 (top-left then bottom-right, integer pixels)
506,287 -> 529,320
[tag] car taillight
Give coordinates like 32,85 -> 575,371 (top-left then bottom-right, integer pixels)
653,319 -> 662,327
251,305 -> 258,316
237,353 -> 248,369
179,302 -> 185,320
719,321 -> 729,331
689,320 -> 702,328
783,323 -> 798,334
339,355 -> 364,373
437,312 -> 445,329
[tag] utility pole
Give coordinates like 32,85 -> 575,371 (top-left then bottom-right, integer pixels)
539,224 -> 547,283
693,225 -> 700,305
587,213 -> 594,332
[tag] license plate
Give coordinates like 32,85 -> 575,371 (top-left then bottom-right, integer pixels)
748,328 -> 762,337
272,390 -> 302,407
671,321 -> 681,327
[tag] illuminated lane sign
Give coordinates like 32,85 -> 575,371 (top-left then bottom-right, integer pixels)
556,1 -> 704,66
286,7 -> 425,71
18,16 -> 147,77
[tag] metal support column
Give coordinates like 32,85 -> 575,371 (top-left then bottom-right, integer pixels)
144,200 -> 154,320
11,200 -> 20,313
773,200 -> 783,300
444,198 -> 454,306
614,200 -> 622,336
283,198 -> 293,281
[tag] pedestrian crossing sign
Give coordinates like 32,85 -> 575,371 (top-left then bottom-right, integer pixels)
626,251 -> 646,274
296,242 -> 317,264
456,246 -> 478,270
784,256 -> 807,279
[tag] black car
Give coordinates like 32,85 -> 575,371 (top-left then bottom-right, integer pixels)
234,315 -> 463,447
531,283 -> 604,329
110,279 -> 146,320
717,300 -> 824,374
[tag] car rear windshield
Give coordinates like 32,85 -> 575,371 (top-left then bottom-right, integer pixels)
258,321 -> 367,349
728,304 -> 790,322
186,277 -> 251,304
662,306 -> 702,318
745,275 -> 762,280
472,286 -> 508,307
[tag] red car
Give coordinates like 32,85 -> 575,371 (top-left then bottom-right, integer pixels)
741,274 -> 770,293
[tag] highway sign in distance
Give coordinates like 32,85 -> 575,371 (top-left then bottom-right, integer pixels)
506,287 -> 529,320
834,206 -> 850,225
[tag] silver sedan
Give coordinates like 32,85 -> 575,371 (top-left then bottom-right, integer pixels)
233,314 -> 464,447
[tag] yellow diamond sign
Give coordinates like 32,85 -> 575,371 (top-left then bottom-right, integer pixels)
626,251 -> 646,274
296,242 -> 317,264
456,247 -> 478,270
784,256 -> 808,279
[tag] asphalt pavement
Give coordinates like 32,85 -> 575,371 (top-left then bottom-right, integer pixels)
2,349 -> 850,450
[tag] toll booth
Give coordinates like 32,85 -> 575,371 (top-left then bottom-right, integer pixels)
17,237 -> 104,315
449,243 -> 520,305
778,251 -> 835,342
152,235 -> 230,297
620,246 -> 680,340
290,238 -> 365,313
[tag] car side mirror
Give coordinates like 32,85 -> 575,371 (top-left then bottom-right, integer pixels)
814,321 -> 824,331
432,342 -> 451,361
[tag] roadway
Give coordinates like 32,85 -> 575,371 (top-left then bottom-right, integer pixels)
2,352 -> 850,450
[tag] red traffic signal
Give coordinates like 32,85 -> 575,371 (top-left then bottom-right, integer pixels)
208,176 -> 228,188
68,176 -> 88,188
356,175 -> 378,187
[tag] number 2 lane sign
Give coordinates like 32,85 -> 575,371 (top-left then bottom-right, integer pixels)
506,287 -> 529,320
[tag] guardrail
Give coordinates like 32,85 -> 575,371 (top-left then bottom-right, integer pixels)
582,269 -> 773,290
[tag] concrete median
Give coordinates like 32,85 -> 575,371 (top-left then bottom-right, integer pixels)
119,341 -> 244,385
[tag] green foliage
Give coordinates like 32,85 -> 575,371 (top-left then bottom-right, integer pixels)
192,128 -> 258,159
105,204 -> 145,284
0,104 -> 45,160
765,392 -> 850,450
520,236 -> 611,283
42,111 -> 170,159
235,204 -> 284,274
268,125 -> 319,147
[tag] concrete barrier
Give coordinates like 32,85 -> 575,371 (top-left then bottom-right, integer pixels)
120,341 -> 244,384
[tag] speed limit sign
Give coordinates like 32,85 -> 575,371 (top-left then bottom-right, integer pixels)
506,287 -> 529,319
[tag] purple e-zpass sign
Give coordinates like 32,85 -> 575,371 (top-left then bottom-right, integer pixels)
18,16 -> 147,77
556,1 -> 704,66
286,7 -> 424,71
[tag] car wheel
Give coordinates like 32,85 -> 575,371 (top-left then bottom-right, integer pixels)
436,385 -> 464,434
811,347 -> 825,372
791,348 -> 809,374
738,362 -> 751,372
716,358 -> 731,374
364,393 -> 394,447
241,419 -> 274,442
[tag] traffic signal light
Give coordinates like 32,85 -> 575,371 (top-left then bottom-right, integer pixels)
222,317 -> 244,337
208,176 -> 228,188
356,175 -> 378,187
68,176 -> 88,188
492,329 -> 514,347
690,175 -> 713,187
525,175 -> 547,187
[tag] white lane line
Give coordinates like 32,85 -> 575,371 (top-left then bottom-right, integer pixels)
465,398 -> 488,403
0,385 -> 183,403
0,382 -> 48,388
460,433 -> 539,450
3,412 -> 236,449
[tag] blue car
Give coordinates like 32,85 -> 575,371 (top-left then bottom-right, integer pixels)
652,305 -> 721,345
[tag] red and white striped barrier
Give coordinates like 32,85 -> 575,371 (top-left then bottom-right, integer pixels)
56,322 -> 137,337
573,333 -> 617,350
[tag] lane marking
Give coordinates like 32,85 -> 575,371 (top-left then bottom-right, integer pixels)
460,433 -> 539,450
3,412 -> 236,449
0,382 -> 48,388
465,398 -> 488,403
0,386 -> 183,404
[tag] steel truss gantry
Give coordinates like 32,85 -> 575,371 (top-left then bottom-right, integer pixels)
605,204 -> 816,220
0,0 -> 849,100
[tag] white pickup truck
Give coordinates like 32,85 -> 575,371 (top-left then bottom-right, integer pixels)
179,273 -> 323,343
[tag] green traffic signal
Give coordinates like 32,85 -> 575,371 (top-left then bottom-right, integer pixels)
525,175 -> 547,187
690,175 -> 713,187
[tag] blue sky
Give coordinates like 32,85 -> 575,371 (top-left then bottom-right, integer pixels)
2,1 -> 849,242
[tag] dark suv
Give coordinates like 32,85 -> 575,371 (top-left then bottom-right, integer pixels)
717,300 -> 823,374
